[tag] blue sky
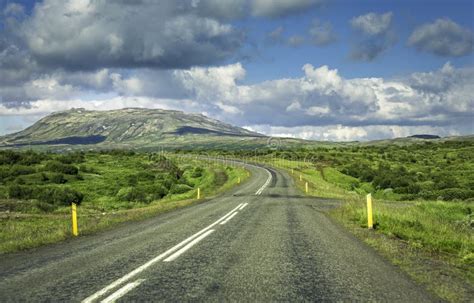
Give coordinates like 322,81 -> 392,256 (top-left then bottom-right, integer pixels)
237,0 -> 474,82
0,0 -> 473,140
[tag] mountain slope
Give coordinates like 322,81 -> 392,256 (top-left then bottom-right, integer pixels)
0,108 -> 265,148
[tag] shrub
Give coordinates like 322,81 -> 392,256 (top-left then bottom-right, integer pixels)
438,188 -> 474,201
35,186 -> 84,206
170,183 -> 193,194
7,184 -> 34,200
50,173 -> 67,184
116,187 -> 146,202
44,161 -> 78,175
191,167 -> 204,178
10,165 -> 36,177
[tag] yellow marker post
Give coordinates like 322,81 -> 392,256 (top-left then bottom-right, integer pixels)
197,187 -> 201,199
299,174 -> 302,181
71,203 -> 78,236
238,177 -> 241,184
305,182 -> 308,193
367,193 -> 373,229
291,169 -> 294,175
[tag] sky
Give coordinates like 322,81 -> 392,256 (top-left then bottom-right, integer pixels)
0,0 -> 473,141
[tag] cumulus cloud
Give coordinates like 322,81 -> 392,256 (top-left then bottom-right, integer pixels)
266,26 -> 285,44
287,35 -> 305,47
251,0 -> 323,18
17,0 -> 243,70
308,19 -> 336,46
351,12 -> 392,36
244,124 -> 463,141
2,62 -> 473,140
408,18 -> 474,57
193,0 -> 324,19
350,12 -> 396,61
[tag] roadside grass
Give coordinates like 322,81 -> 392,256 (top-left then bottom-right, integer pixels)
260,157 -> 474,302
0,159 -> 248,254
332,197 -> 473,302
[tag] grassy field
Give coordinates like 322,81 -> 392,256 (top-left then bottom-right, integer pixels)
0,151 -> 248,253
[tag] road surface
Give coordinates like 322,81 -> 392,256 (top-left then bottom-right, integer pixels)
0,164 -> 437,302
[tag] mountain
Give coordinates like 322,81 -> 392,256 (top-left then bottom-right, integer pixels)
0,108 -> 273,149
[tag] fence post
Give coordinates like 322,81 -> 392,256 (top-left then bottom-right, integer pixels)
367,194 -> 373,229
71,203 -> 78,236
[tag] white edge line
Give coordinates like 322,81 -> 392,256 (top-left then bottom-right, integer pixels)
219,211 -> 239,225
82,203 -> 243,303
100,279 -> 145,303
163,229 -> 215,262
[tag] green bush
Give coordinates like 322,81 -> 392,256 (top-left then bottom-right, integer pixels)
438,188 -> 474,201
35,186 -> 84,206
10,165 -> 36,177
49,173 -> 67,184
191,167 -> 204,178
8,184 -> 34,200
44,161 -> 78,175
116,187 -> 146,203
170,183 -> 193,194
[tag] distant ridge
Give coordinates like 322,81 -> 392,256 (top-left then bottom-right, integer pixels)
408,134 -> 441,139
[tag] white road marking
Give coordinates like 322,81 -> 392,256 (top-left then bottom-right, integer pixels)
219,211 -> 239,225
163,229 -> 215,262
255,169 -> 272,195
82,203 -> 243,303
100,279 -> 145,303
238,203 -> 248,210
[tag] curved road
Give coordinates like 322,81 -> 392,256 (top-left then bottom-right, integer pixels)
0,164 -> 437,302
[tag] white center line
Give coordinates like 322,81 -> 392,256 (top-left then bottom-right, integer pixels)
100,279 -> 145,303
82,203 -> 243,303
219,211 -> 239,225
163,229 -> 215,262
238,203 -> 248,210
255,169 -> 272,195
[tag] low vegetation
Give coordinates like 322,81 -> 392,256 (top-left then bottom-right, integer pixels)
0,150 -> 248,253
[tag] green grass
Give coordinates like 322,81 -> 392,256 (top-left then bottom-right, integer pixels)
331,198 -> 473,302
0,152 -> 249,254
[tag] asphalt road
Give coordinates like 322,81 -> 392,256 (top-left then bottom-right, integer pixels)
0,164 -> 438,302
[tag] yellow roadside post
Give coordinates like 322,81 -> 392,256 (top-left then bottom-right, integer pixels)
238,177 -> 241,184
291,169 -> 294,174
299,174 -> 302,181
305,182 -> 308,193
367,193 -> 373,229
71,203 -> 78,236
197,187 -> 201,199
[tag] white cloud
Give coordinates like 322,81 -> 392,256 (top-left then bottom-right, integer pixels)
308,19 -> 336,46
350,12 -> 393,36
409,18 -> 474,57
244,124 -> 462,141
251,0 -> 322,17
1,60 -> 472,141
350,12 -> 396,61
18,0 -> 243,70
